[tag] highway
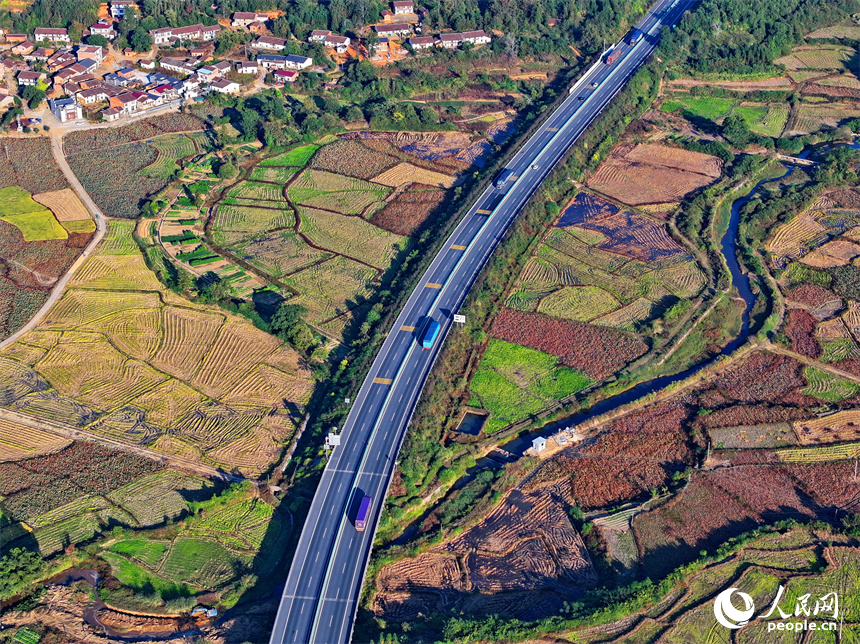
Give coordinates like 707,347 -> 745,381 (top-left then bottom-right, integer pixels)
270,1 -> 692,642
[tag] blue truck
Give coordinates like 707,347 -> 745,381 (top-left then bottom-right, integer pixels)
494,168 -> 514,188
355,495 -> 371,531
421,318 -> 441,349
628,28 -> 643,45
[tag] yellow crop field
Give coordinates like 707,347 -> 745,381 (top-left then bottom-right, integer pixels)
298,206 -> 404,269
766,213 -> 827,257
593,297 -> 655,329
0,220 -> 314,476
288,255 -> 377,327
372,162 -> 456,188
793,410 -> 860,445
32,188 -> 91,222
537,286 -> 620,321
0,419 -> 71,462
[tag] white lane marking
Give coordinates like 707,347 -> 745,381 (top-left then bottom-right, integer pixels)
315,551 -> 319,562
322,528 -> 327,538
349,537 -> 353,549
337,483 -> 342,493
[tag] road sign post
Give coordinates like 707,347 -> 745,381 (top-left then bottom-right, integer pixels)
453,314 -> 466,325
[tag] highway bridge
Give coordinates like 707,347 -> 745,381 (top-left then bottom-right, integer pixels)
270,1 -> 694,641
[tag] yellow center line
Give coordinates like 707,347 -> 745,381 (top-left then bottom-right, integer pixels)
373,377 -> 393,385
425,283 -> 442,289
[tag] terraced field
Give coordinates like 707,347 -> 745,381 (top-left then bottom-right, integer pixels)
0,220 -> 314,476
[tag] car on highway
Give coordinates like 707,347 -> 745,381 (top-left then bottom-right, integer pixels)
578,96 -> 586,101
590,82 -> 599,88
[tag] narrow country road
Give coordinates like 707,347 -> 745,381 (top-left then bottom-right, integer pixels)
0,134 -> 108,351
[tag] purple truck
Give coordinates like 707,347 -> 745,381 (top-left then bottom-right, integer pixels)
355,495 -> 371,532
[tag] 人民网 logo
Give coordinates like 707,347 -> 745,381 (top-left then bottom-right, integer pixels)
713,585 -> 840,634
713,588 -> 755,629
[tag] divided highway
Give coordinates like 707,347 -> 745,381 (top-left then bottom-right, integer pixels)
270,1 -> 692,641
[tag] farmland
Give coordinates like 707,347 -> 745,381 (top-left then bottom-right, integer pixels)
587,143 -> 722,207
203,134 -> 472,338
64,114 -> 209,218
469,339 -> 593,433
0,146 -> 95,341
0,220 -> 314,476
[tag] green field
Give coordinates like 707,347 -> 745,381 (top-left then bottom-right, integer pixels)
260,144 -> 320,167
802,366 -> 860,402
108,539 -> 169,567
469,339 -> 593,433
0,186 -> 67,241
660,96 -> 736,120
140,135 -> 198,179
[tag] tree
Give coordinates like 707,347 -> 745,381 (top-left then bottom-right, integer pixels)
197,276 -> 231,303
129,27 -> 152,52
86,34 -> 108,47
21,85 -> 46,109
271,303 -> 306,336
217,161 -> 237,180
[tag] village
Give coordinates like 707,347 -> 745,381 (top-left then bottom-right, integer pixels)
0,0 -> 493,129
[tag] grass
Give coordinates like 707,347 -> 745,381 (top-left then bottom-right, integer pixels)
470,339 -> 593,433
108,539 -> 169,567
101,551 -> 190,596
802,366 -> 860,402
140,135 -> 198,179
735,104 -> 788,137
61,219 -> 97,234
160,537 -> 236,588
260,144 -> 320,167
662,96 -> 736,121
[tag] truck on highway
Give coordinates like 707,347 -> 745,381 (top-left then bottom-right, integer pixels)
494,168 -> 514,188
604,48 -> 616,65
421,318 -> 440,349
628,28 -> 643,45
355,495 -> 371,531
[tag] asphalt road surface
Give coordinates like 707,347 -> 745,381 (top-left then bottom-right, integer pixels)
270,1 -> 693,641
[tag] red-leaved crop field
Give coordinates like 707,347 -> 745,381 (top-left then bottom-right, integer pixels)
490,308 -> 648,380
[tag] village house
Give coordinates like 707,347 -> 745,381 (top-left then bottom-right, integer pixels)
252,35 -> 286,51
438,32 -> 463,48
231,12 -> 268,28
150,24 -> 219,46
110,0 -> 135,18
323,34 -> 350,53
271,69 -> 297,85
197,61 -> 229,80
235,60 -> 258,74
159,57 -> 198,75
308,30 -> 331,43
408,35 -> 435,49
149,83 -> 180,102
380,10 -> 393,22
1,57 -> 27,72
392,0 -> 414,15
49,97 -> 82,122
77,85 -> 111,105
257,54 -> 288,70
461,29 -> 491,45
89,21 -> 116,40
17,70 -> 46,86
5,34 -> 27,44
109,90 -> 143,113
209,77 -> 240,94
23,47 -> 53,63
102,106 -> 122,121
139,59 -> 156,69
76,45 -> 105,65
11,41 -> 35,56
373,23 -> 411,38
103,72 -> 132,87
284,54 -> 313,70
34,28 -> 70,43
189,46 -> 212,59
70,74 -> 101,89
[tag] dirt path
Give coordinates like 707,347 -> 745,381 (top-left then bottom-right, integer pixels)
0,134 -> 108,351
0,407 -> 243,482
764,340 -> 860,383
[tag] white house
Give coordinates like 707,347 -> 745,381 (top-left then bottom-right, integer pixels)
272,69 -> 297,84
159,57 -> 198,75
308,29 -> 331,43
231,12 -> 267,28
110,0 -> 135,18
373,23 -> 411,38
34,28 -> 70,43
323,34 -> 350,53
408,36 -> 435,49
49,97 -> 82,122
257,54 -> 288,70
235,60 -> 258,74
284,54 -> 313,70
462,30 -> 491,45
89,21 -> 116,40
17,70 -> 46,86
253,35 -> 286,51
393,1 -> 414,15
76,45 -> 105,65
209,77 -> 240,94
150,24 -> 219,46
438,32 -> 463,48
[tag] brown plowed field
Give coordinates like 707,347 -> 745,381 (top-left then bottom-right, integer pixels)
586,143 -> 722,206
372,481 -> 595,621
